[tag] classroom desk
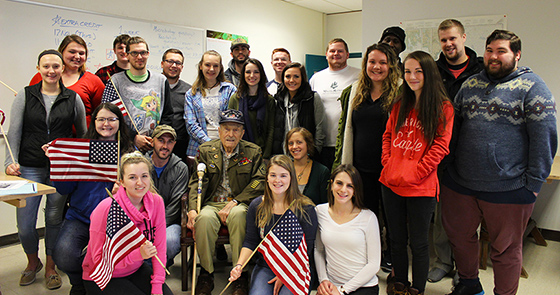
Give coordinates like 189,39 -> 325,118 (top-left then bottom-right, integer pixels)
0,175 -> 56,208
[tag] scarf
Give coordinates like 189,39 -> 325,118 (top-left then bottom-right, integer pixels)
240,89 -> 267,142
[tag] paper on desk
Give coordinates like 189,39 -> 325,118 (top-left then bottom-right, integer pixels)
0,180 -> 28,190
0,181 -> 37,195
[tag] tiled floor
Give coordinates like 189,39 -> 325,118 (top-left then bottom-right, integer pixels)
0,236 -> 559,294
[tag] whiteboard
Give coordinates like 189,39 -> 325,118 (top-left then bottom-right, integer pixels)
401,15 -> 508,59
0,0 -> 205,125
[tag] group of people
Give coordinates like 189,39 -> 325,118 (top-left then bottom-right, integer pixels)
4,17 -> 556,295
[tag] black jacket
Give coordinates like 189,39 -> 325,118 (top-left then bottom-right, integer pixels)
20,82 -> 76,167
436,46 -> 484,102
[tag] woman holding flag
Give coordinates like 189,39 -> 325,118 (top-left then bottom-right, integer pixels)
229,154 -> 317,295
45,103 -> 133,295
82,151 -> 172,295
5,49 -> 86,290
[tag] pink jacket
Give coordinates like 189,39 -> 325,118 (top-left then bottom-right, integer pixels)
82,186 -> 167,294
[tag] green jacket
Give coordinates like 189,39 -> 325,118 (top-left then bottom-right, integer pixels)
188,139 -> 266,210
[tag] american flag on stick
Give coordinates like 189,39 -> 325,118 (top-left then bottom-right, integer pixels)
102,81 -> 128,117
89,198 -> 147,290
258,209 -> 310,295
48,138 -> 118,182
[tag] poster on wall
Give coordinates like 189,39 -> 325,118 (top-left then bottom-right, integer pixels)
206,30 -> 248,68
401,15 -> 507,59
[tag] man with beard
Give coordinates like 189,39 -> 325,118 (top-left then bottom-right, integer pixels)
442,30 -> 557,295
427,19 -> 484,284
225,38 -> 251,86
102,36 -> 172,152
95,34 -> 131,84
161,48 -> 192,163
148,125 -> 189,266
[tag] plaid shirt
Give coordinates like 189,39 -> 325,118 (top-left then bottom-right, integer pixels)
95,61 -> 127,85
184,82 -> 236,156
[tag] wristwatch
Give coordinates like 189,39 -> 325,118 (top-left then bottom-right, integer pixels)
338,285 -> 347,295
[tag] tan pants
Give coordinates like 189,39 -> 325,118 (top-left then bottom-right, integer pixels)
193,201 -> 248,273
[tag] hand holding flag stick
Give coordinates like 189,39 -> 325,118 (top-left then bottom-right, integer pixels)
104,188 -> 170,276
218,199 -> 298,295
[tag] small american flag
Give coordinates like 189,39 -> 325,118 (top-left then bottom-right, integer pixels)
102,82 -> 128,117
48,138 -> 118,182
258,209 -> 310,295
89,199 -> 147,290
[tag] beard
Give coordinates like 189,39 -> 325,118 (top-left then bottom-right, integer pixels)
485,57 -> 516,79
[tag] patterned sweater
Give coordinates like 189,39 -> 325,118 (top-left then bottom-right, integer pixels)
449,67 -> 557,194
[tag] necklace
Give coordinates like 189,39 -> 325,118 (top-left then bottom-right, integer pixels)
297,159 -> 311,182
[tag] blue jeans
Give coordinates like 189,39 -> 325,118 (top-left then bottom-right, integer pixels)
381,185 -> 435,293
53,219 -> 89,287
166,224 -> 181,266
17,166 -> 66,256
249,264 -> 295,295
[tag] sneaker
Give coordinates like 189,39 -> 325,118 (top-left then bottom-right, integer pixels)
427,267 -> 450,283
381,251 -> 393,273
45,273 -> 62,290
19,260 -> 43,286
446,282 -> 484,295
195,273 -> 214,295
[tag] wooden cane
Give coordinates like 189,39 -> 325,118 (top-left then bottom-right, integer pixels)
191,167 -> 204,295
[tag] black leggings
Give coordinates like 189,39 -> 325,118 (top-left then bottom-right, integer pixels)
381,185 -> 435,293
84,263 -> 173,295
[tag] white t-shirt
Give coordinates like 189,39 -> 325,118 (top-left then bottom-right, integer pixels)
309,66 -> 360,147
315,204 -> 380,293
202,86 -> 221,140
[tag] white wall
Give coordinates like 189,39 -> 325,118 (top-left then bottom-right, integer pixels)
0,0 -> 324,237
326,11 -> 362,68
362,0 -> 560,231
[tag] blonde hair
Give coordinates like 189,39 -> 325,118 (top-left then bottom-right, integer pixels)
256,155 -> 314,228
119,151 -> 158,194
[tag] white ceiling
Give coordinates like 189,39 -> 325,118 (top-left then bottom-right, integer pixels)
282,0 -> 362,14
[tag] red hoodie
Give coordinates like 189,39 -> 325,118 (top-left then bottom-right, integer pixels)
379,101 -> 454,198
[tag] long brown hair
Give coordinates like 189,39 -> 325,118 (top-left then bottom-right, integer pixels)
58,34 -> 88,74
395,51 -> 449,144
191,50 -> 226,97
256,155 -> 314,228
327,164 -> 365,209
352,43 -> 400,111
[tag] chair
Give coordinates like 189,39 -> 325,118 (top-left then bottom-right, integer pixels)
180,157 -> 230,291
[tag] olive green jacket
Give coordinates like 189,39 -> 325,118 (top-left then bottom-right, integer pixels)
188,139 -> 266,210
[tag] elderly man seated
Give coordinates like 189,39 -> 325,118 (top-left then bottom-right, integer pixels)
187,109 -> 265,295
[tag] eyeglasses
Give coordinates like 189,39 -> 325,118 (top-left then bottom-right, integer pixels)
164,59 -> 183,66
95,117 -> 119,123
128,51 -> 149,57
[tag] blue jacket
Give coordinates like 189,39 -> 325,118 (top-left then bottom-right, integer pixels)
54,180 -> 114,224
